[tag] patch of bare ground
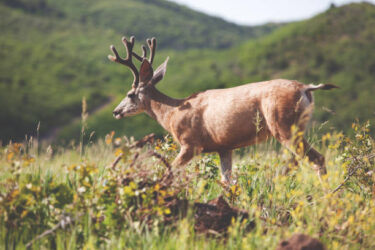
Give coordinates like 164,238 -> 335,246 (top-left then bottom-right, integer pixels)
276,234 -> 325,250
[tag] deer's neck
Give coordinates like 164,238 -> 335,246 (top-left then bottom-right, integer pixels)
144,87 -> 183,132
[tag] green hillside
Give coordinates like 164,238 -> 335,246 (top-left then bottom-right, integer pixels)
0,2 -> 112,142
0,0 -> 278,143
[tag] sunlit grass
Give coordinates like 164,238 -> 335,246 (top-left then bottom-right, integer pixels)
0,123 -> 374,249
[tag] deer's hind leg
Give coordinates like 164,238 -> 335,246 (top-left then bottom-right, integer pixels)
299,138 -> 326,175
264,110 -> 326,176
278,134 -> 327,176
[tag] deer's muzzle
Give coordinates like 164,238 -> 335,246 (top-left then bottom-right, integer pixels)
113,109 -> 123,120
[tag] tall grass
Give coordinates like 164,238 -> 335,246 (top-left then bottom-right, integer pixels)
0,122 -> 374,249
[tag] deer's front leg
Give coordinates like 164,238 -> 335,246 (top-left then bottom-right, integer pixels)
218,150 -> 232,183
172,146 -> 194,166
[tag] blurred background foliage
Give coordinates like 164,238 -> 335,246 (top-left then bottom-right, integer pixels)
0,0 -> 374,144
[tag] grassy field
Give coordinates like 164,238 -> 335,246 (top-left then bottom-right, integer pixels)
1,121 -> 374,249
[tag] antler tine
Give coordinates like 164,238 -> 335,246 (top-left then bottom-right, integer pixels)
147,37 -> 156,64
122,36 -> 135,61
108,36 -> 139,88
141,45 -> 147,58
130,37 -> 156,64
131,45 -> 147,62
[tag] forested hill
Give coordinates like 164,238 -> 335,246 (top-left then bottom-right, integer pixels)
1,0 -> 279,49
0,0 -> 278,143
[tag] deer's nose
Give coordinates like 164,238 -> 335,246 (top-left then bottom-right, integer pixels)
113,110 -> 121,116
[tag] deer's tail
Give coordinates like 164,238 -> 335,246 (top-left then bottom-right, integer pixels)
305,83 -> 339,92
296,83 -> 338,131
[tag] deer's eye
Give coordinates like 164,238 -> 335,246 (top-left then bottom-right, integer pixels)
127,93 -> 136,99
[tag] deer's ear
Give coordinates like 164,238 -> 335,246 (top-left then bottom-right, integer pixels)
151,57 -> 169,85
139,59 -> 154,84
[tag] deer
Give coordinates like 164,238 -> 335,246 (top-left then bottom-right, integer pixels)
108,36 -> 337,184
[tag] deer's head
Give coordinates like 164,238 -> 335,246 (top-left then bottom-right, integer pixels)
108,36 -> 168,119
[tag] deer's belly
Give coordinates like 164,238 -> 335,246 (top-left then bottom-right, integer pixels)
202,119 -> 271,152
